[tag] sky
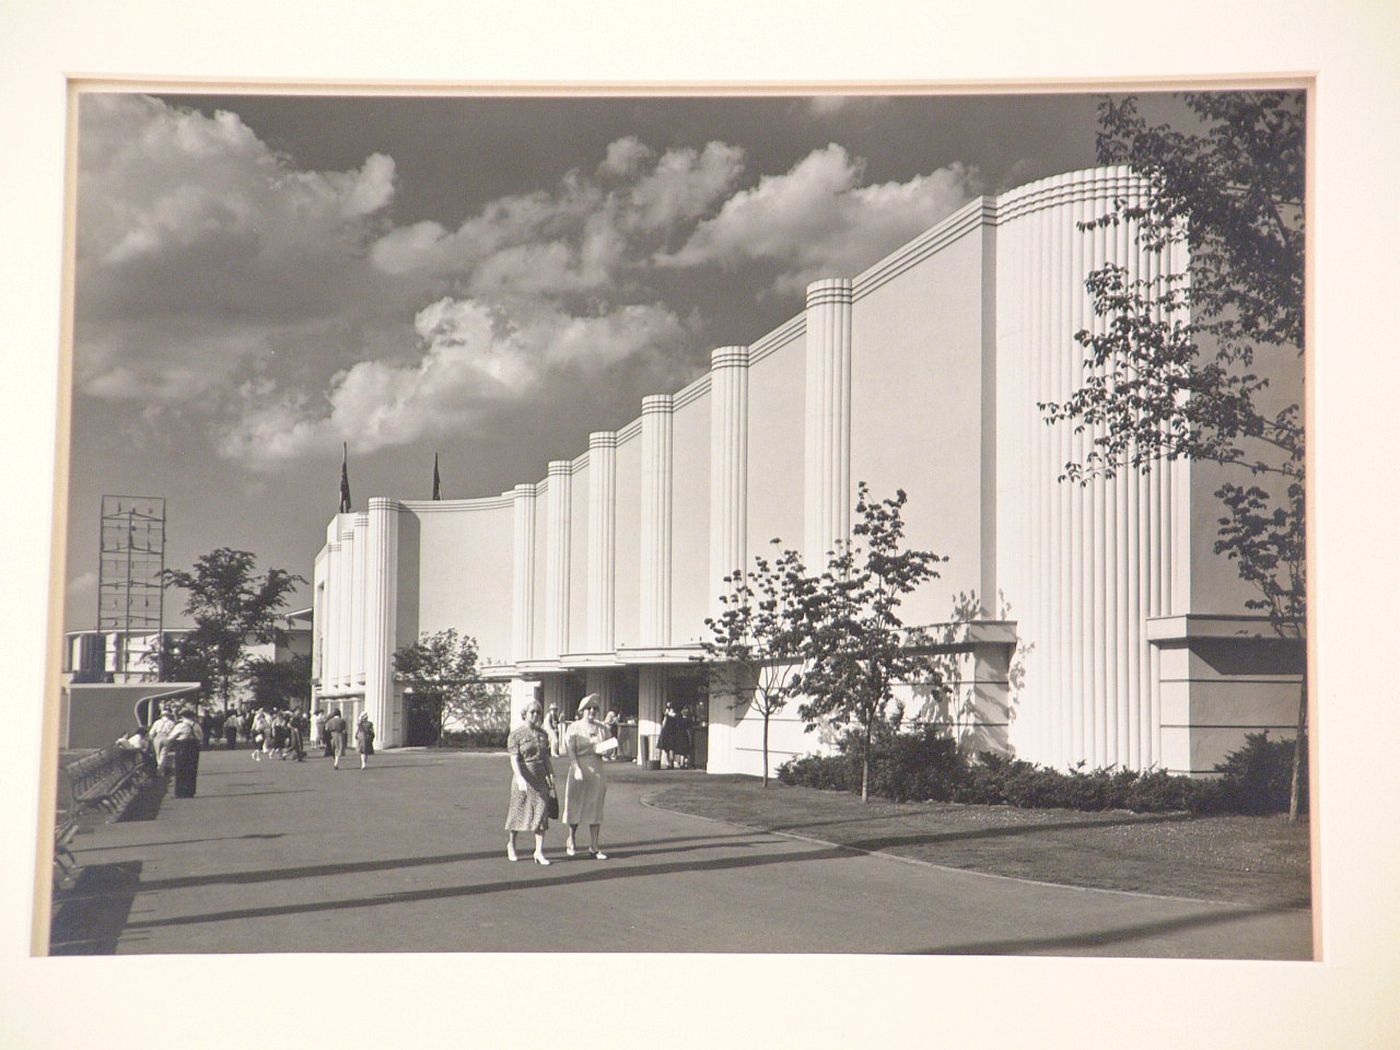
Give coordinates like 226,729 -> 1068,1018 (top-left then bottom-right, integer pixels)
63,90 -> 1170,629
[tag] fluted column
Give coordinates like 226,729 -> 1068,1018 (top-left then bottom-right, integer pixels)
995,168 -> 1180,772
803,278 -> 853,565
587,432 -> 617,654
709,346 -> 749,617
351,513 -> 368,688
364,499 -> 400,745
542,676 -> 570,720
637,665 -> 665,765
585,668 -> 615,715
511,484 -> 538,664
324,542 -> 342,691
639,395 -> 674,648
544,461 -> 573,659
338,520 -> 356,691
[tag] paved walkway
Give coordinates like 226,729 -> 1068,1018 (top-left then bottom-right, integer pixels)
51,747 -> 1311,958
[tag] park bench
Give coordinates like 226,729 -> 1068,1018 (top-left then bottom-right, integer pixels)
53,746 -> 153,890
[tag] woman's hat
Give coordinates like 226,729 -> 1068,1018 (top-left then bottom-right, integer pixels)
576,693 -> 601,716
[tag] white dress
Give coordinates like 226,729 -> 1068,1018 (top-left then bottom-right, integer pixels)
562,720 -> 608,825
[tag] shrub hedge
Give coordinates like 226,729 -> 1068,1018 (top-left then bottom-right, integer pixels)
776,729 -> 1303,816
438,727 -> 510,749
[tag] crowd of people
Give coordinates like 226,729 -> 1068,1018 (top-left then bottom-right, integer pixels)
115,701 -> 379,797
115,691 -> 695,870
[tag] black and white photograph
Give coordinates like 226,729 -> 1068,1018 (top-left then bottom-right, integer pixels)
46,85 -> 1313,959
3,2 -> 1398,1049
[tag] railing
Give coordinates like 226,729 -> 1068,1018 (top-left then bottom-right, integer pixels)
53,746 -> 154,890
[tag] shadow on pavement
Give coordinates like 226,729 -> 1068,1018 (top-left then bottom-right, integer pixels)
916,902 -> 1307,956
50,861 -> 143,955
125,831 -> 762,892
73,833 -> 286,854
119,843 -> 856,932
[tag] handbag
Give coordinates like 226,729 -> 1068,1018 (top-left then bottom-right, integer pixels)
546,791 -> 559,820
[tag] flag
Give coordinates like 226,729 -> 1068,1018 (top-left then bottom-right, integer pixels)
432,452 -> 442,500
339,443 -> 352,513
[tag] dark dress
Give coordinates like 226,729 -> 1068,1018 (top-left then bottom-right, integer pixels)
658,711 -> 690,756
168,721 -> 203,797
504,724 -> 554,832
324,715 -> 347,758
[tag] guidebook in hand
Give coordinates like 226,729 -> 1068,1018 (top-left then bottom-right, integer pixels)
594,737 -> 619,754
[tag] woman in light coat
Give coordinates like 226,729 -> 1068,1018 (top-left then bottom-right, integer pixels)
562,694 -> 611,859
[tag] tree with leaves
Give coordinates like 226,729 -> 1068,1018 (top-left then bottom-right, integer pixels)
701,542 -> 815,787
161,548 -> 305,711
793,485 -> 946,802
392,629 -> 497,745
1041,92 -> 1306,818
247,652 -> 313,711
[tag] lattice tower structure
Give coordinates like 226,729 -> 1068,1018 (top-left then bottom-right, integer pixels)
97,495 -> 166,677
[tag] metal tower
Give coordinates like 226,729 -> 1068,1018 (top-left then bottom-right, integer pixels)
97,495 -> 166,677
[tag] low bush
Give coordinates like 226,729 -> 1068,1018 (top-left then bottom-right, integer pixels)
776,725 -> 1303,816
438,727 -> 510,749
1214,731 -> 1304,815
776,753 -> 852,792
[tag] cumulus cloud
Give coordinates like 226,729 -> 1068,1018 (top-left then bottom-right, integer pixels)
79,98 -> 980,479
67,571 -> 98,600
217,296 -> 696,467
75,94 -> 400,402
804,95 -> 892,117
657,143 -> 980,293
367,140 -> 744,290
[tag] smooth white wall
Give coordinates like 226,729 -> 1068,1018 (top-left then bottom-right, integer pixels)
850,212 -> 989,625
669,384 -> 711,644
746,329 -> 806,560
410,501 -> 514,663
614,430 -> 642,649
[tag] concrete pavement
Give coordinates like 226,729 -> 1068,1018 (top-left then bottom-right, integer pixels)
50,747 -> 1312,958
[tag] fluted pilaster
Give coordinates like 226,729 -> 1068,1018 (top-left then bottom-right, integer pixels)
364,499 -> 399,744
325,542 -> 342,690
804,278 -> 853,565
709,346 -> 749,617
511,484 -> 538,664
351,513 -> 368,687
585,668 -> 616,715
996,168 -> 1182,771
544,461 -> 572,658
587,432 -> 617,654
639,395 -> 674,647
637,665 -> 665,765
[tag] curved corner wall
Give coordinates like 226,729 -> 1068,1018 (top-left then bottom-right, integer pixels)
994,167 -> 1190,771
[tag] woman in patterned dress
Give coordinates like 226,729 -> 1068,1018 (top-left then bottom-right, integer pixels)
505,700 -> 556,865
562,694 -> 610,859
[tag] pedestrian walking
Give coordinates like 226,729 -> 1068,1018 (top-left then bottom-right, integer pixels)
149,705 -> 178,776
324,708 -> 348,769
505,700 -> 556,865
545,703 -> 563,756
355,712 -> 375,770
602,709 -> 620,761
251,708 -> 273,761
224,713 -> 239,750
167,707 -> 204,798
286,718 -> 305,761
658,702 -> 690,769
562,694 -> 613,859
